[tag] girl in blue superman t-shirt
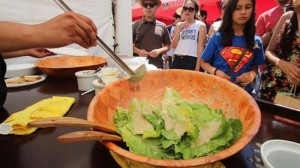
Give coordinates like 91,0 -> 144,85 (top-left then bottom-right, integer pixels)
200,0 -> 265,93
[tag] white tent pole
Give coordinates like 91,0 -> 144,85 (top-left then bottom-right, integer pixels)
115,0 -> 133,57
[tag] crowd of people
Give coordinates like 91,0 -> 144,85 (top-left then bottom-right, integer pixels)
132,0 -> 299,101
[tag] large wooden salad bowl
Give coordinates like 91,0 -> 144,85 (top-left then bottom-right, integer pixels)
87,69 -> 261,168
35,55 -> 107,78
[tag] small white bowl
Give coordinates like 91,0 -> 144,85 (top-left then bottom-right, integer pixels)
97,71 -> 120,78
92,77 -> 119,94
96,66 -> 119,78
102,77 -> 119,84
261,139 -> 300,168
75,70 -> 97,91
92,79 -> 106,94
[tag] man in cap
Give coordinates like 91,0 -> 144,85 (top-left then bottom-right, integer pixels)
132,0 -> 171,69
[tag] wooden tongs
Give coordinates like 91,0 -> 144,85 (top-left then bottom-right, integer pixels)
28,117 -> 122,143
53,0 -> 146,83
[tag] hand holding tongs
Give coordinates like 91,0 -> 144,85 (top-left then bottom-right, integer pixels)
53,0 -> 146,83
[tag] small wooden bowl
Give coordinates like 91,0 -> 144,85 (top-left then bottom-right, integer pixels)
87,69 -> 261,167
35,56 -> 107,78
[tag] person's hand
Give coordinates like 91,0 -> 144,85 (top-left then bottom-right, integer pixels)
215,69 -> 230,81
149,49 -> 161,58
235,71 -> 257,86
26,48 -> 54,58
36,12 -> 97,49
137,49 -> 149,57
278,60 -> 300,85
1,48 -> 54,59
178,22 -> 189,32
293,0 -> 300,14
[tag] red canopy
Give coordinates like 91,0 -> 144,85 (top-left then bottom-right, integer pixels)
132,0 -> 278,25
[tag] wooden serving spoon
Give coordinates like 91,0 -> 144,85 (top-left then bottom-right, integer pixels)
57,130 -> 122,143
27,117 -> 117,134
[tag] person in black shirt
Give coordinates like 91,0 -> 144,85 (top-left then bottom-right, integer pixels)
0,55 -> 7,106
197,10 -> 210,33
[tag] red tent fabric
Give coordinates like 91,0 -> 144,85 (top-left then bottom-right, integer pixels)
132,0 -> 279,25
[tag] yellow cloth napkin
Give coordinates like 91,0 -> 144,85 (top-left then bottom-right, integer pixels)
2,96 -> 75,135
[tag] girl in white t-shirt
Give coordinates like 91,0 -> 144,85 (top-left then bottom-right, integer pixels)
171,0 -> 207,71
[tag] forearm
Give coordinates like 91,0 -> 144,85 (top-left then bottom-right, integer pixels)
196,47 -> 204,71
171,30 -> 180,49
2,50 -> 30,59
195,57 -> 201,71
200,58 -> 215,74
159,45 -> 170,55
207,26 -> 215,39
133,44 -> 140,54
265,50 -> 281,66
0,22 -> 43,53
297,13 -> 300,38
196,28 -> 207,71
261,32 -> 272,47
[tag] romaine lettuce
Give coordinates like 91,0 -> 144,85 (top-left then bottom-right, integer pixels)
114,88 -> 242,159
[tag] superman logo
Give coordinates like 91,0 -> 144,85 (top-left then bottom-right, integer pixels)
220,46 -> 253,73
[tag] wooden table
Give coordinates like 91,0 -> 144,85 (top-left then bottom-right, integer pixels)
1,77 -> 300,168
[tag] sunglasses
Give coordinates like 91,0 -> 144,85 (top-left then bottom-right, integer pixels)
142,3 -> 156,8
183,6 -> 195,12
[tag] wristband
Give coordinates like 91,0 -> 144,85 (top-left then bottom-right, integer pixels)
213,68 -> 218,75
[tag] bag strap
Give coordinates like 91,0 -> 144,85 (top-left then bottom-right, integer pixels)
228,47 -> 248,76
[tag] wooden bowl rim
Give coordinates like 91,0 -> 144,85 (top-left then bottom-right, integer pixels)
35,55 -> 106,69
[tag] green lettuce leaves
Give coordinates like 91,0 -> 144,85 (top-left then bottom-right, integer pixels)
114,88 -> 242,159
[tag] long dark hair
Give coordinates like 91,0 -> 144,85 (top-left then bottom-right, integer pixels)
218,0 -> 256,50
279,12 -> 298,57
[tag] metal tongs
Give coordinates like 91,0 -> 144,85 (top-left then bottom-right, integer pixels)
53,0 -> 146,83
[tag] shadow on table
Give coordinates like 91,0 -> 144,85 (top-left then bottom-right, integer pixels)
38,77 -> 78,94
91,142 -> 120,168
